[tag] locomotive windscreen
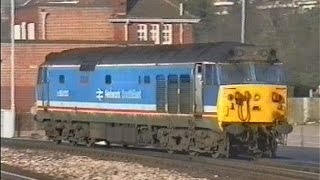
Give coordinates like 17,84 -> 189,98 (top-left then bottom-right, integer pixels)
219,63 -> 285,85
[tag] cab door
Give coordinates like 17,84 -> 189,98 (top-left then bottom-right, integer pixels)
37,67 -> 50,108
194,63 -> 203,114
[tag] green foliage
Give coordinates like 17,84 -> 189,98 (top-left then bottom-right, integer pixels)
180,0 -> 217,42
183,0 -> 319,96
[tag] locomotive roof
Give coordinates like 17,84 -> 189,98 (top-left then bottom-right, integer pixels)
43,42 -> 278,66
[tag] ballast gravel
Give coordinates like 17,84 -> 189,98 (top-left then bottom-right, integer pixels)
1,147 -> 210,180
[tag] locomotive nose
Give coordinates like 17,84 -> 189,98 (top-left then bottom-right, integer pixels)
217,85 -> 288,124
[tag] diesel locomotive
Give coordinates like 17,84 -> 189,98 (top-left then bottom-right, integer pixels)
34,42 -> 293,158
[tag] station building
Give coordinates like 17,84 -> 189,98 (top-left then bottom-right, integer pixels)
0,0 -> 200,136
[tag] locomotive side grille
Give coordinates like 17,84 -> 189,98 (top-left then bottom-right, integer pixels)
167,75 -> 179,114
156,75 -> 166,112
179,75 -> 192,114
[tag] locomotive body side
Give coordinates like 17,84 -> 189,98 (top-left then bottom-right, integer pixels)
36,63 -> 225,155
34,43 -> 293,158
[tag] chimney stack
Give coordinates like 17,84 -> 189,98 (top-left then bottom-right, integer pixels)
179,3 -> 184,16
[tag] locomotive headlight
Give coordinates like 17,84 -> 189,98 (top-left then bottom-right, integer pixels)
277,104 -> 284,111
253,94 -> 261,101
227,94 -> 234,101
272,92 -> 283,103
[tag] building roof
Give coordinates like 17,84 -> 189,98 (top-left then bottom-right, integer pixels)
126,0 -> 196,19
1,0 -> 31,8
17,0 -> 113,8
43,42 -> 277,66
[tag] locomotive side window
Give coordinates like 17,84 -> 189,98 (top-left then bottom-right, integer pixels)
144,76 -> 150,84
59,75 -> 65,84
197,65 -> 202,73
105,75 -> 112,84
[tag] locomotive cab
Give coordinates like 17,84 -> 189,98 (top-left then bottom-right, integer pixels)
213,47 -> 293,157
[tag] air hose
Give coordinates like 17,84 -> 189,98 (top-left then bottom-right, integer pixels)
236,91 -> 251,122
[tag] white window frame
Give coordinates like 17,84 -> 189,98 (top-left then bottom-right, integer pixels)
137,24 -> 148,41
21,22 -> 27,40
162,24 -> 172,44
14,25 -> 21,40
27,23 -> 36,40
150,24 -> 160,44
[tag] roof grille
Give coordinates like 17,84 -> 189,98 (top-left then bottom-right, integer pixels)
80,61 -> 97,71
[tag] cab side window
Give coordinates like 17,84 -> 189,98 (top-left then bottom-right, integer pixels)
59,75 -> 65,84
105,75 -> 112,84
205,64 -> 217,86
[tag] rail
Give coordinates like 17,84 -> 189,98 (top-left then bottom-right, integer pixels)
1,138 -> 319,180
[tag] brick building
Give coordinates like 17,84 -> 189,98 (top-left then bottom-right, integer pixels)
12,0 -> 200,43
0,0 -> 200,135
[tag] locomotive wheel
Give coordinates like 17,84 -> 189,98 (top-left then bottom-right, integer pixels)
69,140 -> 77,146
188,151 -> 199,156
270,137 -> 278,158
53,129 -> 62,144
252,151 -> 263,160
211,134 -> 230,158
54,139 -> 61,144
86,138 -> 96,147
211,153 -> 221,158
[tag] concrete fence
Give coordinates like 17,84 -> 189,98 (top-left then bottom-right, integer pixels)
286,98 -> 319,148
286,125 -> 319,148
288,97 -> 320,124
0,109 -> 15,138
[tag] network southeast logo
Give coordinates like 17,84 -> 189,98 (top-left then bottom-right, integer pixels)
96,88 -> 142,101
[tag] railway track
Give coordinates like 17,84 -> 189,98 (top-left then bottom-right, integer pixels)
1,138 -> 319,180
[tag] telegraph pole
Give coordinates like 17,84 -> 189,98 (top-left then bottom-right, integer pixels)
241,0 -> 246,43
10,0 -> 16,128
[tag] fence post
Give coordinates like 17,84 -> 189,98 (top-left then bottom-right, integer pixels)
303,98 -> 309,123
300,126 -> 304,147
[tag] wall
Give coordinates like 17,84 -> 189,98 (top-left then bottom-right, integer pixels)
288,97 -> 320,125
286,97 -> 319,148
40,6 -> 114,41
0,42 -> 126,132
286,125 -> 319,148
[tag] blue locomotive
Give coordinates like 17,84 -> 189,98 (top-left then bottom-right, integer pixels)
34,42 -> 293,158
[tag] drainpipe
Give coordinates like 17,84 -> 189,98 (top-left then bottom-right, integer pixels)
40,11 -> 49,40
124,19 -> 129,41
179,3 -> 184,44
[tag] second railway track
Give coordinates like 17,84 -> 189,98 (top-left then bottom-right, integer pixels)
1,138 -> 319,180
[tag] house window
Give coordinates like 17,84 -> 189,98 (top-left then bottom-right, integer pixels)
150,24 -> 160,44
14,25 -> 21,40
21,22 -> 27,40
137,24 -> 148,41
162,24 -> 172,44
59,75 -> 65,84
105,75 -> 112,84
14,22 -> 36,40
27,23 -> 35,40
